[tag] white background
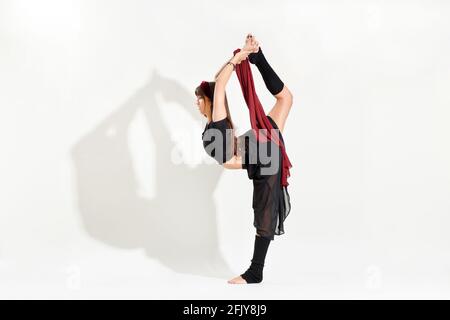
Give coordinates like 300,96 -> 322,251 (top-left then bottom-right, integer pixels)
1,0 -> 449,299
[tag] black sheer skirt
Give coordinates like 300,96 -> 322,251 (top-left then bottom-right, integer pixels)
240,116 -> 291,240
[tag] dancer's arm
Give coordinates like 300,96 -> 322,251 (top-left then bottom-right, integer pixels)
223,135 -> 247,169
214,61 -> 230,81
213,47 -> 251,169
212,50 -> 248,122
223,154 -> 243,169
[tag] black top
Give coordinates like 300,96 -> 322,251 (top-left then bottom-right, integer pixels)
202,117 -> 235,165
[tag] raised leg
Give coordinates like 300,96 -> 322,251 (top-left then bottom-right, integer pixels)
268,85 -> 293,134
249,46 -> 293,133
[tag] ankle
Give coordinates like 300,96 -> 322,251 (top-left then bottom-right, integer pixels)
241,269 -> 263,283
241,261 -> 264,283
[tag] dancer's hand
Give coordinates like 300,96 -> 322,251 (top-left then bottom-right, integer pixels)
243,33 -> 259,53
232,50 -> 250,65
232,34 -> 258,65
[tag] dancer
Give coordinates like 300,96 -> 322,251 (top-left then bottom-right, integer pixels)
195,34 -> 293,284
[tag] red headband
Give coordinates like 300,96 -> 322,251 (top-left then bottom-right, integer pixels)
199,81 -> 212,100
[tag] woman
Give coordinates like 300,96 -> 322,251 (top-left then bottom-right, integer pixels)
195,34 -> 293,284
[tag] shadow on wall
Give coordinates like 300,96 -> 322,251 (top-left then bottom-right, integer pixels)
70,69 -> 234,279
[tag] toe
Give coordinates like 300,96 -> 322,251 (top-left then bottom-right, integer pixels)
227,278 -> 236,284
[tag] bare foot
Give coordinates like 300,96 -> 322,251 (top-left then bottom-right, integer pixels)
243,33 -> 259,54
227,275 -> 248,284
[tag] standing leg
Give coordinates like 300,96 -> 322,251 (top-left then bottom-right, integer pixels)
240,234 -> 272,283
227,233 -> 272,284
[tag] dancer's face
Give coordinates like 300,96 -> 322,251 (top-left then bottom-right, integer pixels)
195,95 -> 210,118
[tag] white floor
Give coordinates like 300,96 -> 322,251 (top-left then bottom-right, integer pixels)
1,239 -> 449,300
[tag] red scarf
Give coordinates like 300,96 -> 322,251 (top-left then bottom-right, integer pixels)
233,48 -> 292,187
